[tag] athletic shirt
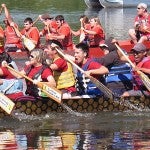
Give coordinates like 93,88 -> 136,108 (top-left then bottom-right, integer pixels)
135,14 -> 150,35
76,59 -> 103,95
4,24 -> 22,48
133,56 -> 150,90
25,64 -> 52,97
56,22 -> 73,50
21,27 -> 40,48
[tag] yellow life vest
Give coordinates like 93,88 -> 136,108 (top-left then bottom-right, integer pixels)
54,59 -> 75,89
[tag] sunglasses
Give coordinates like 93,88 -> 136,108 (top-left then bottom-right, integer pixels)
29,54 -> 35,58
137,7 -> 142,10
24,23 -> 30,26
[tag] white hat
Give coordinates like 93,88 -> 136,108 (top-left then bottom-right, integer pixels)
138,3 -> 147,9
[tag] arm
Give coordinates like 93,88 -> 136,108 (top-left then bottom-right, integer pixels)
45,75 -> 56,87
1,4 -> 13,24
82,27 -> 97,35
50,63 -> 59,70
85,65 -> 109,76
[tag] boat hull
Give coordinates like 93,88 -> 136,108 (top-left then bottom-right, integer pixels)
7,40 -> 150,59
84,0 -> 103,8
0,95 -> 149,117
89,0 -> 150,8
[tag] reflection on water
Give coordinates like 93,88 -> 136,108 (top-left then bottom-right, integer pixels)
0,111 -> 150,149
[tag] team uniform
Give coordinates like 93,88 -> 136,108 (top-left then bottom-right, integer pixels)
88,25 -> 105,47
56,22 -> 73,50
76,58 -> 104,96
134,14 -> 150,40
24,64 -> 53,97
4,23 -> 22,52
21,26 -> 40,48
53,57 -> 76,93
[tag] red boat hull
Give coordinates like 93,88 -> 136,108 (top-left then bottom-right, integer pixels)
7,40 -> 150,59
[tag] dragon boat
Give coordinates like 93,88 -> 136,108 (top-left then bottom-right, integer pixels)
0,94 -> 149,117
0,39 -> 148,117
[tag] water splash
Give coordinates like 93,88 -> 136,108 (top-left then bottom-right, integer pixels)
61,103 -> 94,117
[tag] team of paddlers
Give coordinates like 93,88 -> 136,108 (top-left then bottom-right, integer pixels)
0,3 -> 149,100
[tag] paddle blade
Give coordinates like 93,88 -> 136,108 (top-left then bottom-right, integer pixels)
38,82 -> 62,103
22,37 -> 35,51
138,71 -> 150,91
79,33 -> 85,42
0,93 -> 15,114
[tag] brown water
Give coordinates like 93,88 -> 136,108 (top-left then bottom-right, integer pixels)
0,0 -> 150,149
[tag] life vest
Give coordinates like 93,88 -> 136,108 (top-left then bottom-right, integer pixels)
24,27 -> 40,47
4,26 -> 21,45
56,23 -> 73,50
133,56 -> 150,90
53,59 -> 75,89
76,59 -> 103,96
26,65 -> 48,97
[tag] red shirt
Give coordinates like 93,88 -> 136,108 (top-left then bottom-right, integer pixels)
80,58 -> 102,79
4,24 -> 22,48
21,27 -> 40,47
56,22 -> 73,50
54,57 -> 68,72
89,25 -> 105,46
135,14 -> 150,35
1,67 -> 15,79
24,65 -> 53,81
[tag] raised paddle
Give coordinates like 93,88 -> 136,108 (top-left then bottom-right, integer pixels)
10,22 -> 35,51
53,45 -> 114,99
0,7 -> 3,15
6,65 -> 62,103
115,43 -> 150,91
32,15 -> 40,25
79,18 -> 85,43
0,92 -> 15,114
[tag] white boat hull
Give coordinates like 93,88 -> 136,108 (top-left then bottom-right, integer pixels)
84,0 -> 150,8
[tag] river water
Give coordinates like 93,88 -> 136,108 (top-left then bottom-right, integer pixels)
0,0 -> 150,149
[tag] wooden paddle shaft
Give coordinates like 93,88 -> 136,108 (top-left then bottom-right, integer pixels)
115,43 -> 135,68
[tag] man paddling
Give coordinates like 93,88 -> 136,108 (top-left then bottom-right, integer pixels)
122,43 -> 150,97
44,40 -> 76,97
2,4 -> 23,52
129,3 -> 150,44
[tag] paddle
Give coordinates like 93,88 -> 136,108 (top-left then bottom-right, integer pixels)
0,7 -> 3,15
115,43 -> 150,91
6,65 -> 88,116
6,65 -> 62,103
0,92 -> 15,114
10,22 -> 35,51
53,45 -> 114,99
33,16 -> 40,25
79,19 -> 85,43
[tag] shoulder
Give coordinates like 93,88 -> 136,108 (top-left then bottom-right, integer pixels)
54,57 -> 66,64
88,59 -> 102,69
